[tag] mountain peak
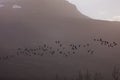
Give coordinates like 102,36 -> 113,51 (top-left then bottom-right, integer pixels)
19,0 -> 89,19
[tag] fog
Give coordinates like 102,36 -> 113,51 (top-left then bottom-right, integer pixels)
0,0 -> 120,80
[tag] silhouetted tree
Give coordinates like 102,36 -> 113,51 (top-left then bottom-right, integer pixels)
112,65 -> 120,80
93,72 -> 103,80
55,74 -> 59,80
84,69 -> 92,80
78,70 -> 83,80
63,76 -> 67,80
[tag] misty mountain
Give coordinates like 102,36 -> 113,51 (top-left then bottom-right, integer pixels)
1,0 -> 120,48
0,0 -> 120,80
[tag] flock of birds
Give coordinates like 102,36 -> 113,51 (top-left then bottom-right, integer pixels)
0,38 -> 118,62
93,38 -> 118,48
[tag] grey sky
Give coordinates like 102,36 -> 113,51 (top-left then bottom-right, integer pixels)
67,0 -> 120,21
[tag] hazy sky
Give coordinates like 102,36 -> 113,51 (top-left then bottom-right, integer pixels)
67,0 -> 120,21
